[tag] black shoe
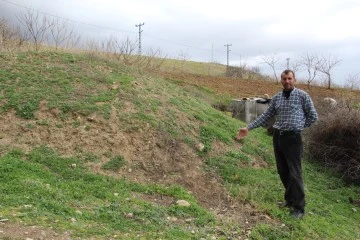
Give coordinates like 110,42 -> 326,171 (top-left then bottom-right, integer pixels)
291,209 -> 305,219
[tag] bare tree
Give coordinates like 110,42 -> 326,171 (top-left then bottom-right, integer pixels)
137,48 -> 167,71
65,33 -> 81,49
248,65 -> 262,80
261,53 -> 280,83
110,36 -> 135,63
99,35 -> 165,71
49,18 -> 77,50
319,54 -> 342,89
0,17 -> 30,51
101,36 -> 118,59
120,37 -> 137,65
1,18 -> 18,51
100,36 -> 137,64
300,53 -> 322,88
237,57 -> 248,78
177,49 -> 190,73
85,38 -> 100,53
344,73 -> 360,90
17,10 -> 51,51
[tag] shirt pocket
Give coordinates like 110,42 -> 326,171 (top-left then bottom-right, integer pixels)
290,102 -> 303,114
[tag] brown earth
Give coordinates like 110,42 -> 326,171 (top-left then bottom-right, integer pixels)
0,107 -> 278,239
3,71 -> 358,239
160,71 -> 360,102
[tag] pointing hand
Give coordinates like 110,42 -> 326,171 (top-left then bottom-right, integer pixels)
237,128 -> 249,140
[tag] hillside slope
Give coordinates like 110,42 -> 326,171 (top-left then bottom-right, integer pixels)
0,51 -> 359,239
0,52 -> 239,207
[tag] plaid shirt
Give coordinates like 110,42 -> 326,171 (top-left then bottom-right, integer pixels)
248,88 -> 318,131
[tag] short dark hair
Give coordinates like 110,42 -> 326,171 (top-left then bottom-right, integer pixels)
281,69 -> 295,79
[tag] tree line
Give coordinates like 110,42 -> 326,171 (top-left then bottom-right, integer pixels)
1,10 -> 359,90
0,10 -> 167,72
261,52 -> 359,90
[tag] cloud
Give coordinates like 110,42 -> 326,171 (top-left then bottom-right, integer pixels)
1,0 -> 359,84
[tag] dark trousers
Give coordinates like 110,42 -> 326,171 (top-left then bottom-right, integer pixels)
273,130 -> 305,212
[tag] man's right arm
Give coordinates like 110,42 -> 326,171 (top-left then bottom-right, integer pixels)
237,97 -> 276,140
247,99 -> 276,130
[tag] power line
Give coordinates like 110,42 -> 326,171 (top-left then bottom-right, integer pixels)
0,0 -> 137,35
0,0 -> 243,62
211,44 -> 214,62
142,33 -> 217,52
0,0 -> 229,53
0,0 -> 211,51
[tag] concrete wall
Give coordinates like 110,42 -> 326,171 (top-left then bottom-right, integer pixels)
231,98 -> 270,124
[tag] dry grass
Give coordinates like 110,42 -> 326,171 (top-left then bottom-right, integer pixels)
308,100 -> 360,184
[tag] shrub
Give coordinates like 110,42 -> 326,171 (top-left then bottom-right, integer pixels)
308,106 -> 360,185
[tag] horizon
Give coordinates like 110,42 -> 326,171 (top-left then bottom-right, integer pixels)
1,0 -> 359,87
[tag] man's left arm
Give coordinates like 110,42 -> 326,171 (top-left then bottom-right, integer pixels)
303,94 -> 318,127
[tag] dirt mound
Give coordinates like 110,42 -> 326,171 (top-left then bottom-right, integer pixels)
0,104 -> 225,207
0,97 -> 280,238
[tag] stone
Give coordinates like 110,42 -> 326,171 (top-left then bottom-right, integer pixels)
125,213 -> 134,218
197,143 -> 205,152
176,200 -> 191,207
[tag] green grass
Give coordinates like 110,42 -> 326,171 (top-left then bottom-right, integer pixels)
0,51 -> 359,239
101,155 -> 126,171
204,128 -> 360,239
0,147 -> 215,239
0,51 -> 133,119
160,58 -> 227,76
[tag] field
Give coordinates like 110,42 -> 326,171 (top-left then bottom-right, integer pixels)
0,51 -> 359,240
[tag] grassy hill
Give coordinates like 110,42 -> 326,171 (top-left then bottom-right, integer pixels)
0,51 -> 359,239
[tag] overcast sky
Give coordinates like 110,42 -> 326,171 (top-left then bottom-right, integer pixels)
1,0 -> 359,85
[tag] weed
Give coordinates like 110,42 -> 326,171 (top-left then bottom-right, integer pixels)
36,119 -> 49,126
25,123 -> 35,129
16,100 -> 39,119
101,155 -> 126,171
71,121 -> 80,128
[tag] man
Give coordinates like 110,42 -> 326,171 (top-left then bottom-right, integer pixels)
237,69 -> 318,218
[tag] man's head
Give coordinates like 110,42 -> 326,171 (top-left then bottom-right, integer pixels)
281,69 -> 296,91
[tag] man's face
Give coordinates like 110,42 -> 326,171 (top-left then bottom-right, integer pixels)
281,72 -> 296,90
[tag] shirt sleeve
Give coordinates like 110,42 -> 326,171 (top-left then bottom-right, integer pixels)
247,98 -> 276,130
303,94 -> 318,127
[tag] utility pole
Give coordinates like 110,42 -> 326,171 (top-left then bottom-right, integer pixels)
211,44 -> 214,63
286,58 -> 290,69
224,44 -> 232,67
135,22 -> 145,55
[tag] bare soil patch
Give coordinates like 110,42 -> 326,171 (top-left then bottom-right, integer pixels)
0,222 -> 72,240
160,71 -> 360,102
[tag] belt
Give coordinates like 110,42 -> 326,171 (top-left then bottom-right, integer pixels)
274,129 -> 301,136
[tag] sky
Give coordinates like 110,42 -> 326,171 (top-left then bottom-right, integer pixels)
1,0 -> 359,86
